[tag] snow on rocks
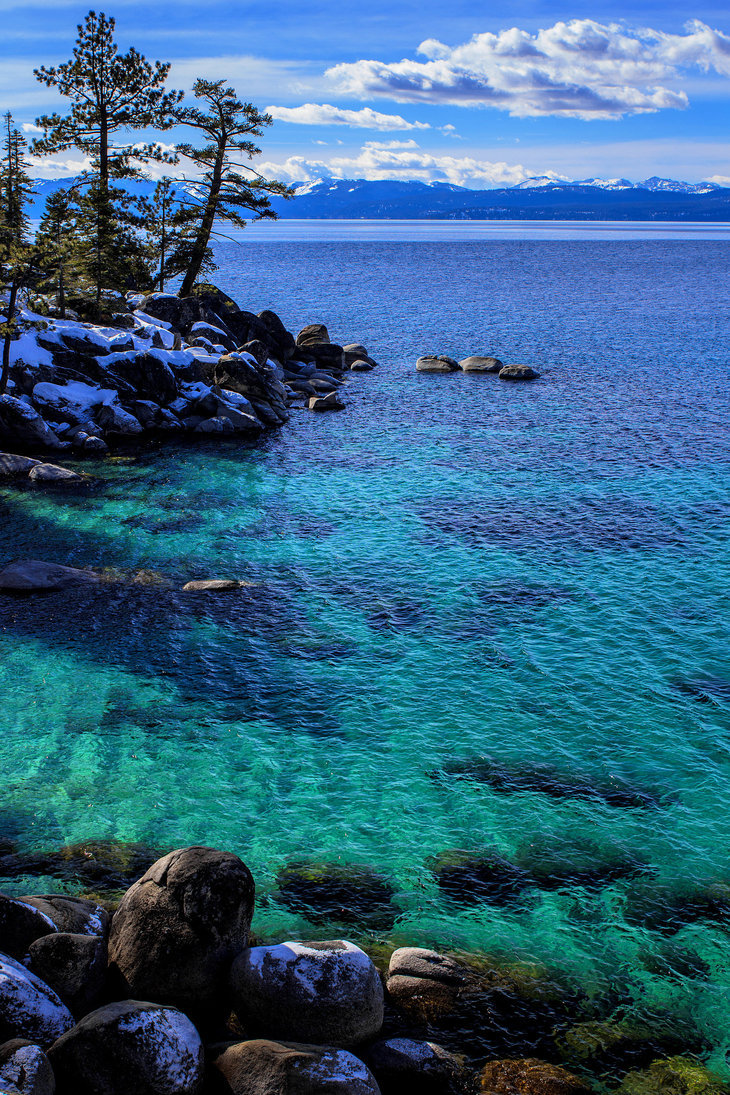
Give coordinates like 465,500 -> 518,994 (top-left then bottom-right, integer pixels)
230,940 -> 384,1047
0,953 -> 74,1047
0,1039 -> 55,1095
213,1039 -> 382,1095
47,1001 -> 204,1095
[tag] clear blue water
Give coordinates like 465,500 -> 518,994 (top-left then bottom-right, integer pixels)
2,225 -> 730,1069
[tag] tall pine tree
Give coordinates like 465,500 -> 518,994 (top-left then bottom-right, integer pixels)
0,113 -> 35,252
173,80 -> 292,296
35,188 -> 81,318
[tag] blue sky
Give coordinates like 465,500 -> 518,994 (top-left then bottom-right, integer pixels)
4,0 -> 730,187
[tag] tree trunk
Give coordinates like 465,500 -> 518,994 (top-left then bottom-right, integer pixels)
0,278 -> 18,396
179,143 -> 224,297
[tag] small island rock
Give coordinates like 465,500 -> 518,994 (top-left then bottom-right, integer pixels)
498,365 -> 540,381
28,465 -> 86,484
181,579 -> 244,593
416,356 -> 459,373
459,356 -> 503,373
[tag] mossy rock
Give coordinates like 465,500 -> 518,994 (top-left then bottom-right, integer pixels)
276,860 -> 397,929
428,849 -> 535,907
0,839 -> 163,893
618,1057 -> 730,1095
479,1058 -> 590,1095
557,1022 -> 691,1076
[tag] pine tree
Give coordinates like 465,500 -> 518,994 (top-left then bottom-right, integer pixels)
35,188 -> 80,317
147,177 -> 214,292
0,113 -> 35,253
32,10 -> 182,310
174,80 -> 292,297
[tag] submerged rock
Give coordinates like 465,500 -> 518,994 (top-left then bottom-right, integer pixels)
213,1038 -> 381,1095
108,845 -> 255,1013
0,560 -> 99,593
0,952 -> 74,1046
0,1039 -> 55,1095
618,1056 -> 729,1095
428,849 -> 534,907
479,1058 -> 590,1095
557,1021 -> 689,1076
416,356 -> 459,373
230,940 -> 384,1046
181,578 -> 245,593
47,1000 -> 204,1095
0,453 -> 41,476
276,861 -> 396,929
498,365 -> 540,381
459,356 -> 503,373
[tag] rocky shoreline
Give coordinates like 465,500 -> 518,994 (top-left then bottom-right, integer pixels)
0,285 -> 378,457
0,843 -> 720,1095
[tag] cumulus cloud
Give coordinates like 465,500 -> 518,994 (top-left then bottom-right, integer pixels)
258,141 -> 569,188
265,102 -> 430,130
326,18 -> 730,118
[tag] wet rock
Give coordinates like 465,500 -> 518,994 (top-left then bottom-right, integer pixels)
0,894 -> 56,959
618,1056 -> 729,1095
0,560 -> 99,593
388,950 -> 465,987
108,845 -> 255,1013
557,1021 -> 689,1076
416,356 -> 459,373
364,1036 -> 467,1094
479,1059 -> 590,1095
213,1038 -> 381,1095
344,344 -> 378,369
459,356 -> 503,373
671,677 -> 730,704
622,880 -> 730,935
297,323 -> 330,347
428,849 -> 534,906
53,841 -> 161,893
181,579 -> 245,593
276,862 -> 396,929
0,396 -> 63,450
514,837 -> 645,892
434,756 -> 664,810
0,453 -> 41,476
28,933 -> 107,1018
28,465 -> 86,485
305,343 -> 346,372
498,365 -> 540,381
350,359 -> 375,371
47,1000 -> 204,1095
0,1039 -> 55,1095
230,940 -> 384,1046
308,393 -> 345,412
21,897 -> 109,939
0,952 -> 74,1046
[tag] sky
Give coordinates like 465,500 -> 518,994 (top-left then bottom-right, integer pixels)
3,0 -> 730,188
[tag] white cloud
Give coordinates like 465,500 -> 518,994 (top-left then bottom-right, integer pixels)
258,141 -> 569,187
326,18 -> 730,118
265,102 -> 430,130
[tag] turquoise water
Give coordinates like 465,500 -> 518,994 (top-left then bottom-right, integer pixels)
2,230 -> 730,1068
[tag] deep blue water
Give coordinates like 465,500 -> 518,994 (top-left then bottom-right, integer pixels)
1,225 -> 730,1071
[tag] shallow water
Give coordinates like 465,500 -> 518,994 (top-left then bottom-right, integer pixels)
2,229 -> 730,1070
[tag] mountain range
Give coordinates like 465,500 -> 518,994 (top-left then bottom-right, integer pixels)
27,175 -> 730,221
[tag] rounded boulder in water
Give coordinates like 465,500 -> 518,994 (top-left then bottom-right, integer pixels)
214,1038 -> 381,1095
230,940 -> 384,1046
107,846 -> 254,1013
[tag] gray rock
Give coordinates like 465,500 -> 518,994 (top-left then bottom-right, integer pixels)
308,393 -> 345,412
82,436 -> 108,454
213,1039 -> 381,1095
28,934 -> 107,1018
181,579 -> 244,593
0,1039 -> 55,1095
107,846 -> 255,1013
0,396 -> 62,450
296,323 -> 330,347
94,404 -> 143,436
499,364 -> 540,381
0,895 -> 56,960
459,356 -> 503,373
21,897 -> 109,939
387,949 -> 465,986
0,952 -> 74,1047
0,560 -> 99,593
28,465 -> 86,485
415,356 -> 459,373
103,351 -> 178,405
238,340 -> 270,367
47,1000 -> 203,1095
305,343 -> 346,372
0,454 -> 41,476
364,1037 -> 466,1095
350,359 -> 375,372
193,416 -> 235,435
230,940 -> 384,1046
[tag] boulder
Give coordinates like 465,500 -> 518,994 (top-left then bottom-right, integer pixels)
257,310 -> 297,360
459,356 -> 503,373
276,862 -> 396,929
28,934 -> 107,1018
230,940 -> 384,1046
388,949 -> 465,987
308,393 -> 345,412
21,897 -> 109,939
478,1059 -> 590,1095
618,1056 -> 728,1095
0,560 -> 99,593
103,351 -> 178,404
0,453 -> 41,476
305,343 -> 346,372
0,1039 -> 55,1095
94,404 -> 143,436
498,365 -> 540,381
0,894 -> 56,959
350,359 -> 375,372
82,436 -> 108,454
107,846 -> 255,1013
296,323 -> 330,347
139,293 -> 204,333
0,396 -> 62,450
0,952 -> 74,1046
181,579 -> 244,593
416,356 -> 459,373
47,1000 -> 204,1095
194,416 -> 235,435
189,321 -> 236,352
28,465 -> 86,485
428,849 -> 534,906
213,1039 -> 381,1095
238,340 -> 270,367
364,1037 -> 467,1095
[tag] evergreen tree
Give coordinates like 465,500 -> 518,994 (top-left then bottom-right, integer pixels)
32,10 -> 182,310
35,188 -> 80,317
0,113 -> 35,252
147,177 -> 214,292
173,79 -> 292,297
